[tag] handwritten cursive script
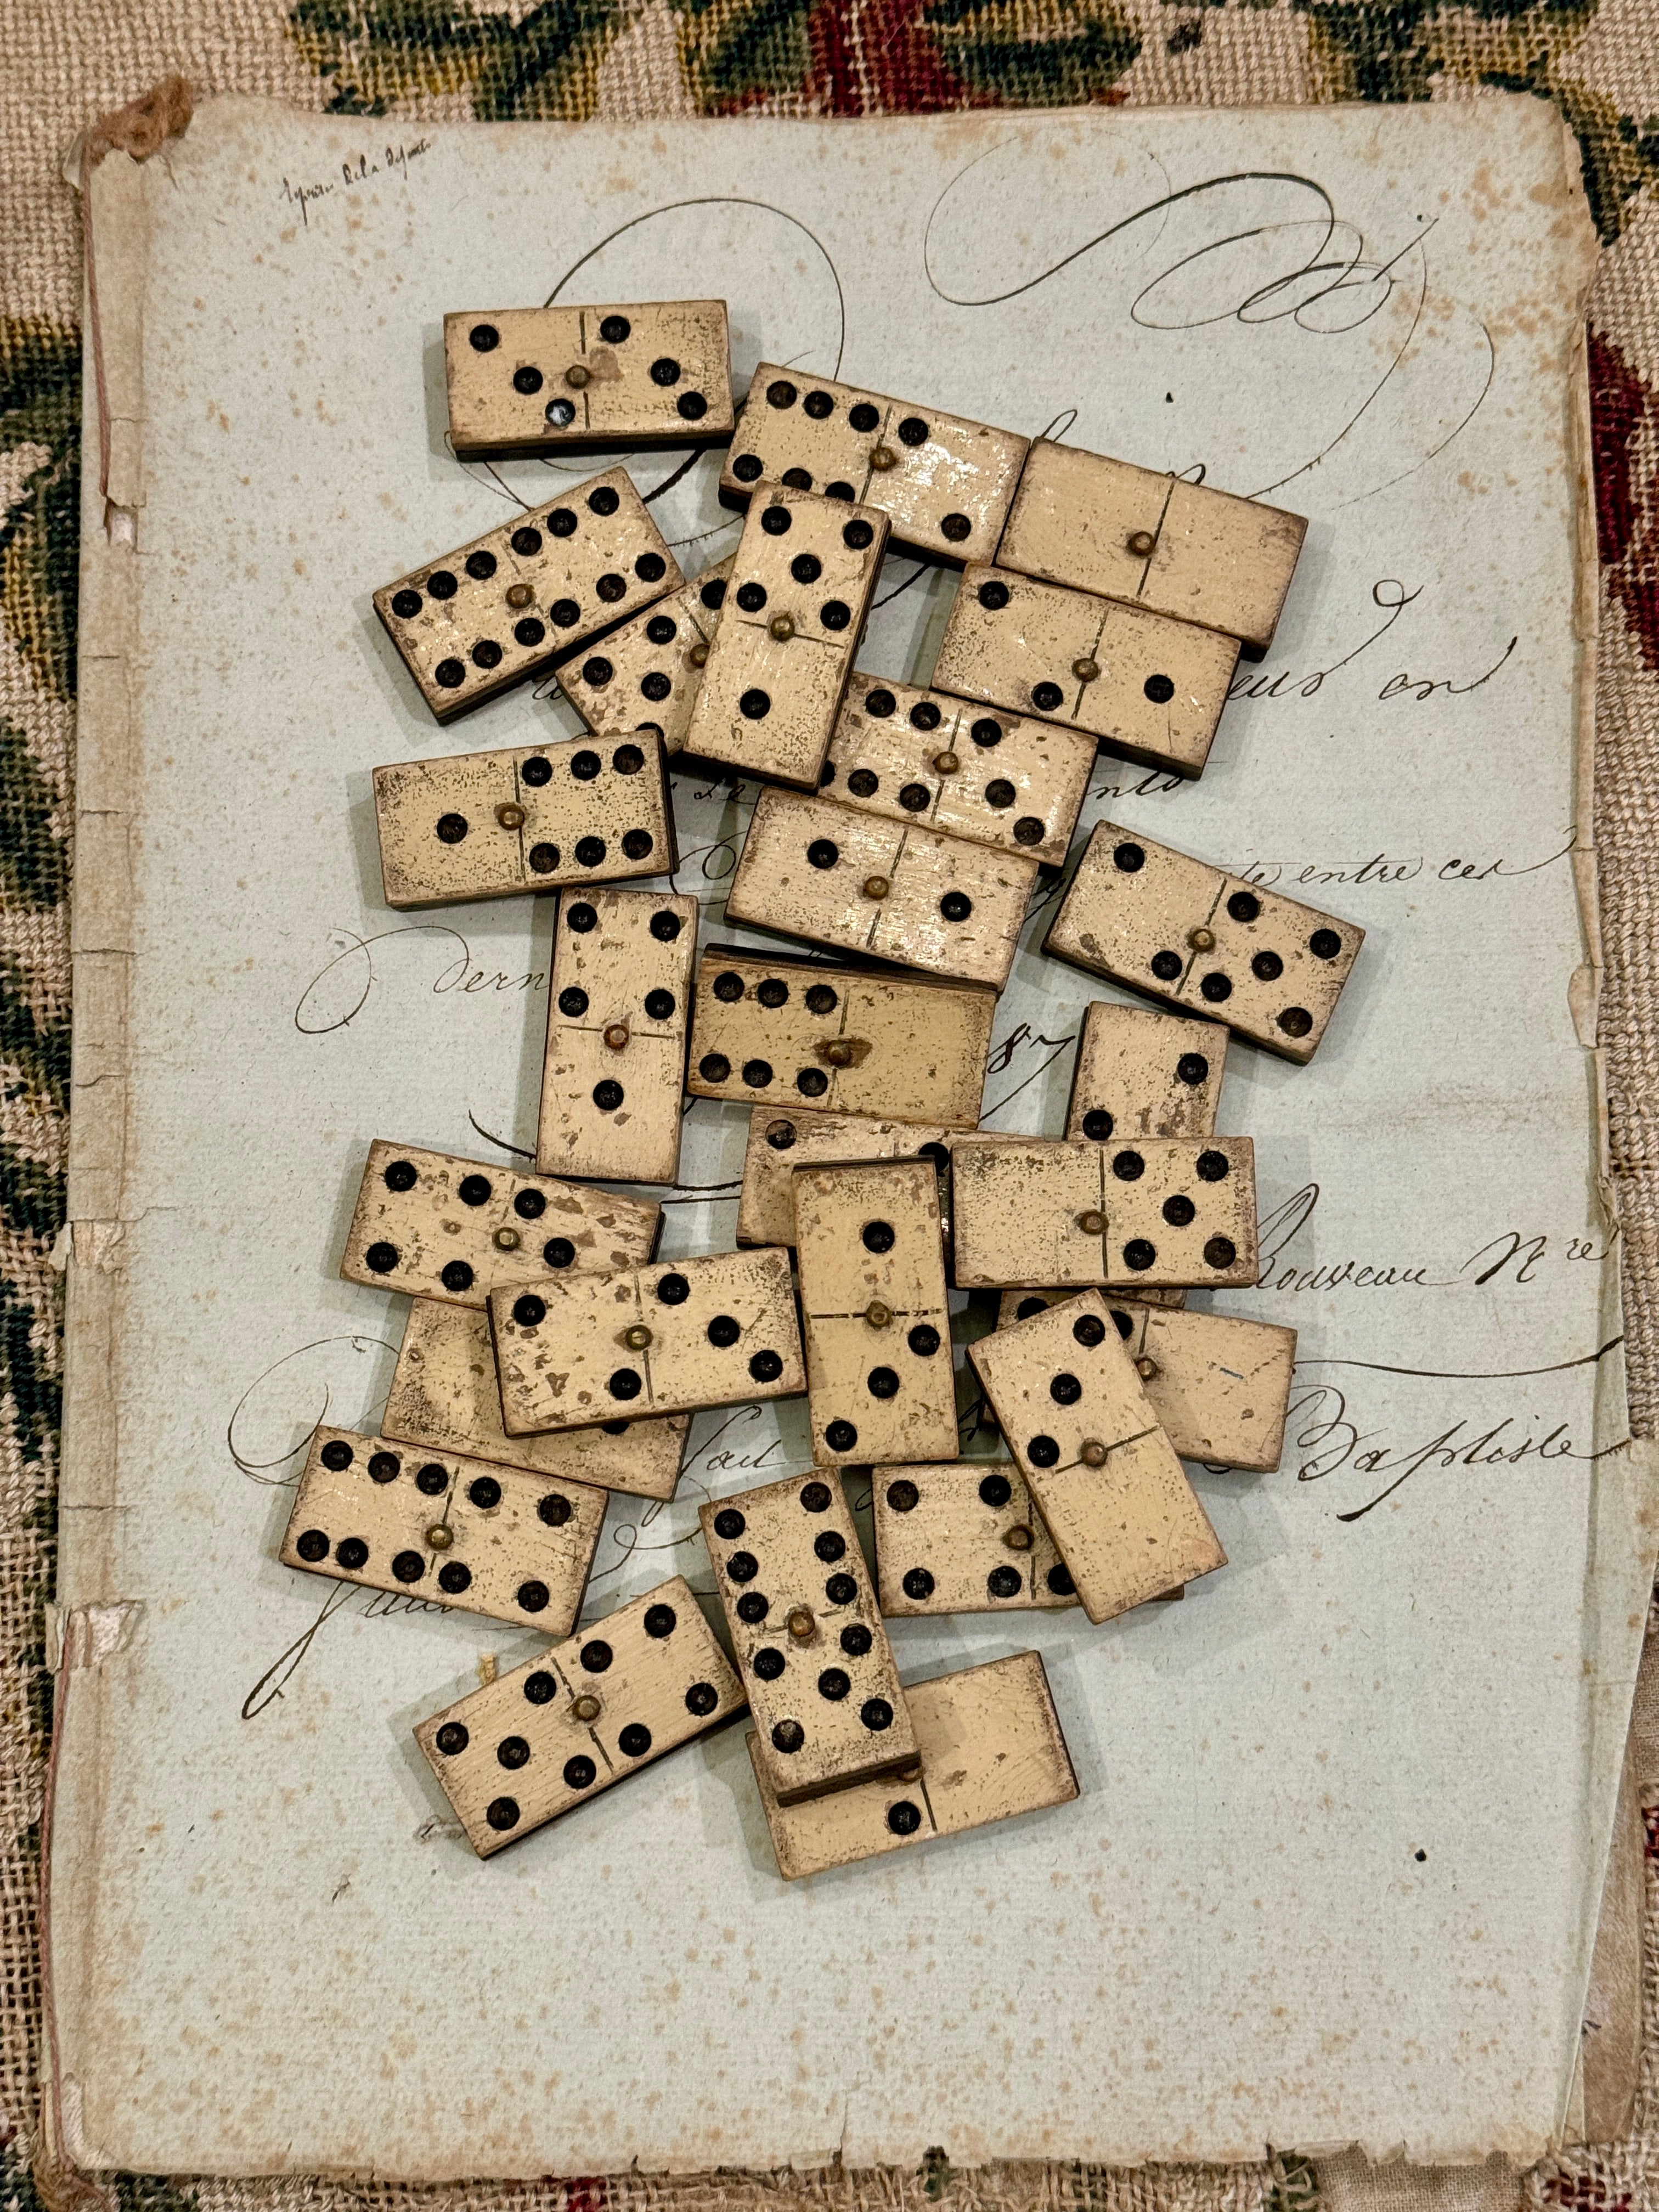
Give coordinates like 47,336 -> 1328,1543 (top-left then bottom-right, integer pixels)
280,139 -> 432,230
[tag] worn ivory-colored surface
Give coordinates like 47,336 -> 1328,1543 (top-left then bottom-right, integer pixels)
555,558 -> 733,755
1064,1000 -> 1228,1141
725,786 -> 1037,988
372,467 -> 681,721
951,1135 -> 1259,1288
281,1425 -> 607,1636
682,485 -> 888,786
997,441 -> 1309,652
444,301 -> 735,458
686,950 -> 996,1125
826,670 -> 1095,868
699,1470 -> 917,1802
54,97 -> 1657,2176
1048,817 -> 1366,1060
536,889 -> 697,1186
382,1297 -> 690,1500
720,364 -> 1028,565
737,1108 -> 956,1246
750,1651 -> 1079,1877
872,1460 -> 1078,1615
374,729 -> 676,907
969,1290 -> 1227,1621
933,563 -> 1240,776
415,1577 -> 746,1855
489,1247 -> 806,1432
340,1137 -> 661,1306
793,1159 -> 958,1466
996,1289 -> 1297,1471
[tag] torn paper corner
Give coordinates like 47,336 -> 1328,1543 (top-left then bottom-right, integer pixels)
46,1601 -> 144,1677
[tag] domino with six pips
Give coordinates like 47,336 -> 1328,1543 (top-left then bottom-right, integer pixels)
312,302 -> 1350,1876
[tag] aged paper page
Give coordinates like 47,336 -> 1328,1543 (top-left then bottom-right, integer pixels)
51,96 -> 1654,2176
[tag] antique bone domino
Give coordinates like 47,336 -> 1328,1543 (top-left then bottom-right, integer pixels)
725,788 -> 1037,991
951,1136 -> 1256,1290
341,1139 -> 660,1309
721,366 -> 1028,566
1045,821 -> 1364,1062
445,302 -> 735,459
687,951 -> 994,1128
537,890 -> 697,1186
282,1426 -> 605,1634
737,1109 -> 955,1246
557,558 -> 733,755
490,1248 -> 805,1435
997,441 -> 1308,655
681,486 -> 889,789
700,1469 -> 915,1804
415,1577 -> 745,1857
750,1651 -> 1076,1877
1065,1001 -> 1227,1144
933,567 -> 1238,778
997,1291 -> 1296,1473
373,731 -> 676,910
823,673 -> 1094,869
793,1160 -> 957,1469
872,1462 -> 1077,1616
383,1299 -> 689,1502
373,469 -> 682,722
968,1289 -> 1226,1622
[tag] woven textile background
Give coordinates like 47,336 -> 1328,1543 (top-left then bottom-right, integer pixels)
5,4 -> 1659,2210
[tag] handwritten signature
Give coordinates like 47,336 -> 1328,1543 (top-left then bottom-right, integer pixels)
280,139 -> 432,230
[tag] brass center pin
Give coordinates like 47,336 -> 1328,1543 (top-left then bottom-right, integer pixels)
1003,1525 -> 1034,1553
493,1226 -> 521,1251
1136,1356 -> 1160,1381
865,1300 -> 892,1329
1188,926 -> 1216,952
572,1691 -> 601,1722
769,614 -> 795,642
426,1523 -> 454,1550
933,751 -> 960,775
1079,1209 -> 1106,1235
624,1324 -> 653,1351
497,803 -> 526,830
566,364 -> 591,390
1072,657 -> 1101,682
603,1023 -> 630,1051
787,1607 -> 815,1641
821,1039 -> 854,1067
689,641 -> 709,667
862,874 -> 890,900
506,582 -> 534,610
1126,528 -> 1158,558
1079,1440 -> 1108,1468
870,444 -> 897,471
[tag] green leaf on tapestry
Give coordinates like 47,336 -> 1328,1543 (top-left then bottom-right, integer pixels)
0,719 -> 66,916
686,0 -> 815,100
0,320 -> 81,707
922,0 -> 1141,104
288,0 -> 631,120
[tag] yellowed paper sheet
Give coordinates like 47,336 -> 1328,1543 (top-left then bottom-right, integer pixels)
52,95 -> 1655,2181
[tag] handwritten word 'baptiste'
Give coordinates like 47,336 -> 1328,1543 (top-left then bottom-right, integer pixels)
1228,578 -> 1517,707
1285,1379 -> 1624,1522
279,138 -> 432,229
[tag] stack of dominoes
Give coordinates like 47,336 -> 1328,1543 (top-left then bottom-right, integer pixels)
284,299 -> 1364,1876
